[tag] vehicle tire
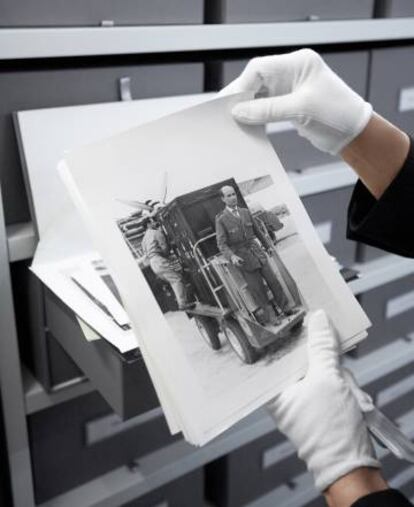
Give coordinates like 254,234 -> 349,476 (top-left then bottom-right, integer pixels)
222,318 -> 257,364
290,317 -> 305,335
195,316 -> 221,350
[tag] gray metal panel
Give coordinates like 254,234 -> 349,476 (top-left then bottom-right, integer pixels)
3,20 -> 414,60
0,186 -> 35,506
3,62 -> 204,225
301,186 -> 357,267
121,469 -> 204,507
29,392 -> 177,503
85,407 -> 163,446
210,0 -> 374,23
349,254 -> 414,296
377,0 -> 414,17
356,242 -> 388,262
357,274 -> 414,356
0,0 -> 203,27
369,46 -> 414,133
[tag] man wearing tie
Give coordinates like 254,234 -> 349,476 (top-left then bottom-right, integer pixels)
215,185 -> 294,325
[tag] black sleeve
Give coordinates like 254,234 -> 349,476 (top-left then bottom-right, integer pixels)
347,136 -> 414,258
351,489 -> 413,507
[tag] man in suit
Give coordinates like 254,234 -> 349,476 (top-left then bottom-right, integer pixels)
215,185 -> 294,325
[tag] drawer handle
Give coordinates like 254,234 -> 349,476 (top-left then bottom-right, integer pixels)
119,77 -> 133,102
386,290 -> 414,319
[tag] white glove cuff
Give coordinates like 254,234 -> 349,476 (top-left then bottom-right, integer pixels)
330,101 -> 373,156
315,456 -> 381,492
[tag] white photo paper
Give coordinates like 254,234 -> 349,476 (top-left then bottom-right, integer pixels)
59,94 -> 370,444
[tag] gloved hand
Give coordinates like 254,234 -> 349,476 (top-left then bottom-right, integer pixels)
220,49 -> 372,155
267,310 -> 380,492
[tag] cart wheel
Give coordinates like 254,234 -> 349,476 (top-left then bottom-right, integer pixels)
195,316 -> 221,350
222,319 -> 257,365
290,317 -> 305,335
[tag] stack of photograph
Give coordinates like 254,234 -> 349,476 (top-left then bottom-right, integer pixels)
47,94 -> 370,444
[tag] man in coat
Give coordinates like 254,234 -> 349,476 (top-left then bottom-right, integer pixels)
215,185 -> 294,325
141,216 -> 193,311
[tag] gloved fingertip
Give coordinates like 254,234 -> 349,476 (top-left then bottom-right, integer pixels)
231,103 -> 248,119
308,309 -> 330,335
307,310 -> 340,370
231,103 -> 263,125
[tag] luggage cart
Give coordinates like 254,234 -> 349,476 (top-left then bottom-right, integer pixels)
184,233 -> 305,364
157,178 -> 306,365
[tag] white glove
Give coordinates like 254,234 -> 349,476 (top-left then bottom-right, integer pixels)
220,49 -> 373,155
267,310 -> 380,492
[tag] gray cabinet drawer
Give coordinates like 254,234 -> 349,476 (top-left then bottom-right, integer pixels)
205,431 -> 304,507
122,469 -> 204,507
356,242 -> 388,262
369,46 -> 414,134
376,0 -> 414,17
206,0 -> 374,23
28,392 -> 178,503
357,274 -> 414,356
0,0 -> 203,27
301,186 -> 357,266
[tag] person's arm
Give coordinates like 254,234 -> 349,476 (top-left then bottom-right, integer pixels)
346,133 -> 414,258
251,214 -> 271,250
268,311 -> 381,496
340,113 -> 410,200
267,311 -> 413,506
326,468 -> 388,507
216,216 -> 235,261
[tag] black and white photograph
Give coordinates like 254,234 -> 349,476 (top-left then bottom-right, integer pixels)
116,174 -> 307,370
60,93 -> 370,443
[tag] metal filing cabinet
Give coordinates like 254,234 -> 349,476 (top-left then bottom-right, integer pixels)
376,0 -> 414,17
28,392 -> 178,503
0,0 -> 204,27
206,0 -> 374,23
301,186 -> 357,266
1,61 -> 204,225
357,274 -> 414,356
205,431 -> 305,507
220,51 -> 370,174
